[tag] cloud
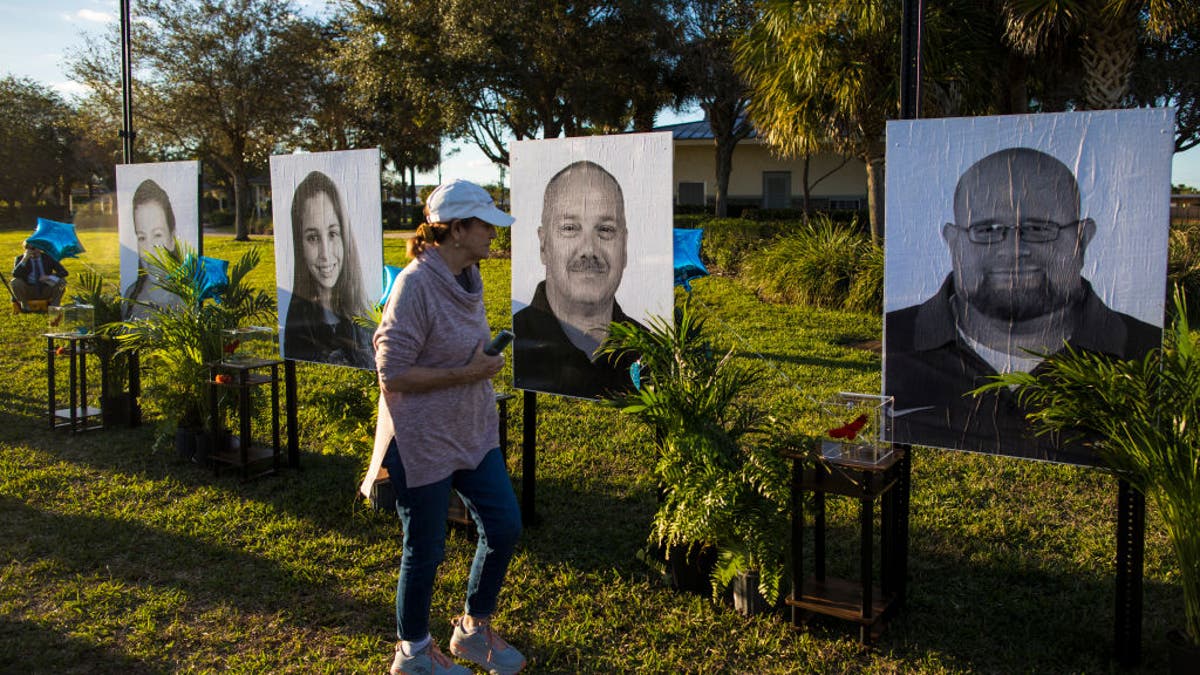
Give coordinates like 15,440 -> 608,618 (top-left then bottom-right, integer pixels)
62,8 -> 114,23
51,81 -> 90,99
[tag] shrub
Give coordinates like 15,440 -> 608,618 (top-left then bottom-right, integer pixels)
673,214 -> 714,229
741,215 -> 880,311
695,218 -> 790,274
1168,222 -> 1200,322
491,226 -> 512,256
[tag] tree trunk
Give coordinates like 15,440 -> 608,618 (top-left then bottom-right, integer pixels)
410,166 -> 419,227
232,170 -> 251,241
713,137 -> 735,218
1080,7 -> 1138,110
801,154 -> 812,223
865,152 -> 885,244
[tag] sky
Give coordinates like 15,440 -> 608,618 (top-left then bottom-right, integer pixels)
2,0 -> 1198,190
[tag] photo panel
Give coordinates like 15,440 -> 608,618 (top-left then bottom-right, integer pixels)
116,160 -> 201,313
510,132 -> 674,399
882,108 -> 1174,465
270,148 -> 383,369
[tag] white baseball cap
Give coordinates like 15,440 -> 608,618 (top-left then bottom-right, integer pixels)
424,179 -> 514,227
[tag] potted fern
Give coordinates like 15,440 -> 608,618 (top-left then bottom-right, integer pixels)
115,242 -> 275,458
979,289 -> 1200,671
599,299 -> 793,613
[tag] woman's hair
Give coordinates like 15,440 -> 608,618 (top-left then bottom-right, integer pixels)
407,208 -> 454,258
290,170 -> 367,317
132,179 -> 176,235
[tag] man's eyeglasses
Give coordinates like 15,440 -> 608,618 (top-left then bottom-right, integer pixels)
953,219 -> 1081,244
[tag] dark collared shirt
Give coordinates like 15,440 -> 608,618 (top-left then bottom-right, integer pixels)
884,276 -> 1162,465
513,281 -> 645,399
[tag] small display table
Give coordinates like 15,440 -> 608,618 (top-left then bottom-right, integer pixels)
44,332 -> 103,432
207,358 -> 283,480
784,444 -> 910,643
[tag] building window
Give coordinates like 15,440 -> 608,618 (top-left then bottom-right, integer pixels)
762,171 -> 791,209
678,182 -> 705,206
829,198 -> 862,210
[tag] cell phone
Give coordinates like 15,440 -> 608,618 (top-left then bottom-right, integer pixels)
484,329 -> 515,356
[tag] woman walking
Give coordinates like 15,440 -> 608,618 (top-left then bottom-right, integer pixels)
360,179 -> 525,675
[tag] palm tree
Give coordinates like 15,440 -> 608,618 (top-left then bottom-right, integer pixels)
1002,0 -> 1198,110
736,1 -> 897,243
735,0 -> 1001,243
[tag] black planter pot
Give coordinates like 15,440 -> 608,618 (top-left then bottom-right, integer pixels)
666,544 -> 718,596
101,394 -> 129,428
175,428 -> 198,462
1168,629 -> 1200,675
732,570 -> 770,617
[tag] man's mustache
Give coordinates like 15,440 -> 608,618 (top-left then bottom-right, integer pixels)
568,256 -> 609,273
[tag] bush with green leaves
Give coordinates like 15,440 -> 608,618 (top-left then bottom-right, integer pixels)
1168,221 -> 1200,322
741,216 -> 882,312
980,288 -> 1200,645
599,299 -> 795,603
695,218 -> 787,274
115,242 -> 275,433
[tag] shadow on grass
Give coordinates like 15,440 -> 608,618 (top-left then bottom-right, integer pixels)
785,517 -> 1178,673
901,523 -> 1177,672
0,496 -> 384,634
511,474 -> 655,574
0,406 -> 388,543
0,614 -> 169,675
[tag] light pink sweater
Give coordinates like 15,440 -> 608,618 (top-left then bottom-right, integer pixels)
360,249 -> 499,492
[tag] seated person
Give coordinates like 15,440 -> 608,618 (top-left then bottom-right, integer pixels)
11,241 -> 68,307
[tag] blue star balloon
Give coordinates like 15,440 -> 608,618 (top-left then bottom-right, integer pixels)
378,265 -> 404,307
673,228 -> 708,292
27,218 -> 85,260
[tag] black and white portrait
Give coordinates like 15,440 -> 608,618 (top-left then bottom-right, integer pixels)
883,109 -> 1174,465
117,161 -> 201,319
511,133 -> 673,399
270,149 -> 383,369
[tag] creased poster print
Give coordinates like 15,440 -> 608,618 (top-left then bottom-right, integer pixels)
271,149 -> 383,370
116,161 -> 201,319
511,132 -> 673,399
883,109 -> 1174,465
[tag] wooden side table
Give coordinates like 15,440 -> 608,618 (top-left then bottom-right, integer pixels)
207,358 -> 283,480
785,445 -> 910,643
44,332 -> 103,433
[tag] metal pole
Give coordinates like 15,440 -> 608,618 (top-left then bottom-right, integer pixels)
119,0 -> 136,163
899,0 -> 924,120
1115,478 -> 1145,666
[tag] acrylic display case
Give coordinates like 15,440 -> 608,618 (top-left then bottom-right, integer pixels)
818,392 -> 893,467
220,326 -> 278,364
48,303 -> 94,335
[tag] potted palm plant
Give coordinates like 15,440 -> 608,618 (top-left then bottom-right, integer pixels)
115,242 -> 274,458
979,289 -> 1200,672
68,268 -> 139,427
600,299 -> 794,613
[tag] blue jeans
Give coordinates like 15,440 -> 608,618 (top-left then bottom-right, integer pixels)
383,439 -> 522,641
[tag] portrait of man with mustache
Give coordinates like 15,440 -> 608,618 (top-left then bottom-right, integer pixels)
885,146 -> 1162,463
513,160 -> 647,399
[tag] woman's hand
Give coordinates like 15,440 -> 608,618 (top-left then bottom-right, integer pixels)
464,343 -> 504,381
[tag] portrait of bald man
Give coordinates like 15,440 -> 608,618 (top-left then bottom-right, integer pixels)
514,160 -> 647,399
885,146 -> 1162,462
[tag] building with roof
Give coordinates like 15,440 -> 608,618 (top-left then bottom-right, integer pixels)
655,118 -> 867,213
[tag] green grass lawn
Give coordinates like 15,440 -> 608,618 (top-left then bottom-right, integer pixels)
0,229 -> 1184,673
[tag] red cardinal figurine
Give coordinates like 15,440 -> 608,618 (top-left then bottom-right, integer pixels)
223,339 -> 240,354
828,414 -> 868,440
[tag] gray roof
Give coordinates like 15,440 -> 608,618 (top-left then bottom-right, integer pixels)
653,118 -> 759,141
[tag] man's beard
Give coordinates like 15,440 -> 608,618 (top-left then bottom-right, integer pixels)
966,272 -> 1080,321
